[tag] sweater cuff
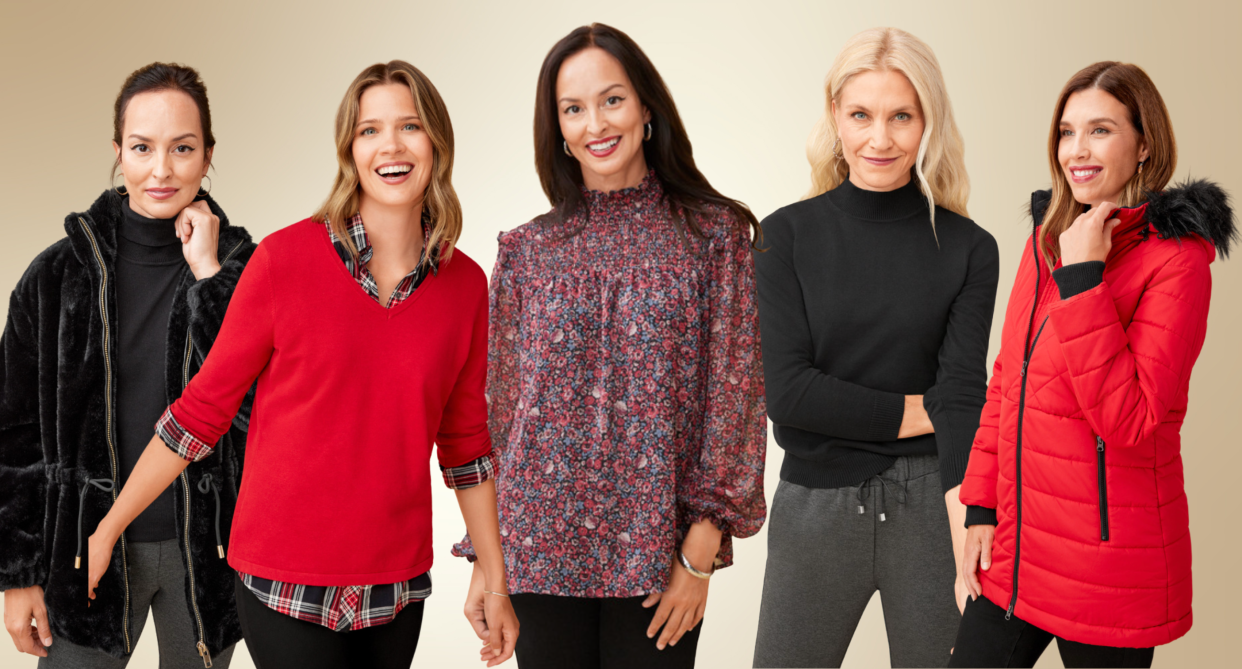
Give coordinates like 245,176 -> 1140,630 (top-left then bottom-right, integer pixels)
868,392 -> 906,442
965,505 -> 998,528
1052,261 -> 1105,300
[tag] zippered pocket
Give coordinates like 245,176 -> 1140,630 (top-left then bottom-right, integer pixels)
1096,436 -> 1110,541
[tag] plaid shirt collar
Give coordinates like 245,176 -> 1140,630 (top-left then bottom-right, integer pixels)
327,213 -> 439,309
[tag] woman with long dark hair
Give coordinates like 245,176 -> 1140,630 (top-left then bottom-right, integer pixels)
78,61 -> 519,669
453,23 -> 767,669
0,63 -> 254,667
952,61 -> 1235,668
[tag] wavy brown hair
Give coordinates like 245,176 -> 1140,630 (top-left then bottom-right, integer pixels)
533,23 -> 759,244
1038,61 -> 1177,267
313,60 -> 462,263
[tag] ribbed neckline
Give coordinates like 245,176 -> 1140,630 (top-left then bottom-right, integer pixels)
825,176 -> 928,222
119,198 -> 183,264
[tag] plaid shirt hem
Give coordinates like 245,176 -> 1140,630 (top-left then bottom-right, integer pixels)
239,571 -> 432,632
155,408 -> 213,462
442,452 -> 497,489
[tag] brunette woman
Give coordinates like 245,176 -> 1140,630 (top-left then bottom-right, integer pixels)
752,28 -> 999,668
80,61 -> 519,669
454,23 -> 766,669
0,63 -> 254,667
953,61 -> 1235,669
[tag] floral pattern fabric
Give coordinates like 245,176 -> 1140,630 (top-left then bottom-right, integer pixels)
454,171 -> 767,597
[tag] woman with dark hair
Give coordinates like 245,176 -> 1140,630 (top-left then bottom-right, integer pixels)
952,61 -> 1236,668
0,63 -> 254,667
453,22 -> 767,669
78,61 -> 518,669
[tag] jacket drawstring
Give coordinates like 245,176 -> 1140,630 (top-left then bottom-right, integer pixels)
197,474 -> 225,558
75,478 -> 115,569
856,475 -> 909,522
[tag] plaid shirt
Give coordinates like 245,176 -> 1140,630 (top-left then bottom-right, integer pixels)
155,213 -> 496,630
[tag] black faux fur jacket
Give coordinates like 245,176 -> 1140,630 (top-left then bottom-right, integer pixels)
0,189 -> 256,659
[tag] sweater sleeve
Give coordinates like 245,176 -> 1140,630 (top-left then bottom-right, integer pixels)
753,212 -> 905,442
0,275 -> 49,590
1047,250 -> 1212,448
678,220 -> 768,552
454,237 -> 520,561
186,238 -> 259,431
434,264 -> 493,468
159,241 -> 277,460
923,229 -> 1000,493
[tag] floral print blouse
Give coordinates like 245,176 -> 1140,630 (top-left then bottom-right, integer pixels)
454,171 -> 767,597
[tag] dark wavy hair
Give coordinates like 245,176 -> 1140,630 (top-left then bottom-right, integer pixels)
111,62 -> 215,183
533,23 -> 759,244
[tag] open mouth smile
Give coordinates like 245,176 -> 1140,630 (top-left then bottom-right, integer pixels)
376,163 -> 414,184
586,136 -> 621,158
1069,166 -> 1103,184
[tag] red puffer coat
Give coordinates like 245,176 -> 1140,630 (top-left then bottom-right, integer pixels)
961,180 -> 1236,647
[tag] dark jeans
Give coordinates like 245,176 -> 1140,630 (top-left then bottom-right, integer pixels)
233,574 -> 424,669
950,594 -> 1155,668
509,593 -> 701,669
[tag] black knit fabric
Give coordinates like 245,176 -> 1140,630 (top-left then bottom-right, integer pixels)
1052,261 -> 1105,300
754,178 -> 1000,494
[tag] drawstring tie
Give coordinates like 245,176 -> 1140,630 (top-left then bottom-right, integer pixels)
197,474 -> 225,558
75,478 -> 115,569
855,475 -> 908,522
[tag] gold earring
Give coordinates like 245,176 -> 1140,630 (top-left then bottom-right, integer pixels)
832,137 -> 843,159
113,172 -> 128,196
563,141 -> 573,158
644,122 -> 652,141
1137,160 -> 1145,176
199,175 -> 213,195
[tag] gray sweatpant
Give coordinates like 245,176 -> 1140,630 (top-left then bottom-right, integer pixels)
753,455 -> 959,668
40,539 -> 235,669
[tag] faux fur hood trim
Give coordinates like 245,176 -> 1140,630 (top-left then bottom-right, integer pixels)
1030,179 -> 1237,259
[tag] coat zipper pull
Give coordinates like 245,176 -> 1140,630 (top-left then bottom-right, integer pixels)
1097,436 -> 1105,452
1020,360 -> 1029,377
197,641 -> 213,668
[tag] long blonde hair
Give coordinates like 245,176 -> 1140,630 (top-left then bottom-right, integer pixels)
805,27 -> 969,233
313,60 -> 462,263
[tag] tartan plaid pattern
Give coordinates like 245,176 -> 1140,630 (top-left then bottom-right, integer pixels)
441,452 -> 497,489
328,214 -> 438,309
155,407 -> 214,462
239,571 -> 432,632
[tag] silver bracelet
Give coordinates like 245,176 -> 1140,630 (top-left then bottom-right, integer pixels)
677,551 -> 713,579
483,590 -> 510,598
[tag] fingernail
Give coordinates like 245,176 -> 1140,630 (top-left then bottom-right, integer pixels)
43,637 -> 53,646
982,561 -> 990,569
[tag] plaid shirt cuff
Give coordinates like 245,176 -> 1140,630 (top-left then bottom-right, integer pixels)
155,408 -> 214,462
440,453 -> 496,490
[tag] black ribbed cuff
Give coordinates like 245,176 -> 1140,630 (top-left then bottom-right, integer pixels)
965,505 -> 997,528
868,392 -> 906,442
1052,261 -> 1105,300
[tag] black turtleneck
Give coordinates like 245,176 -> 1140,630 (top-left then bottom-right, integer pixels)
753,177 -> 999,494
116,199 -> 185,542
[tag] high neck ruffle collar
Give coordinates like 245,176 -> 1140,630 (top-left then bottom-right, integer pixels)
581,169 -> 663,213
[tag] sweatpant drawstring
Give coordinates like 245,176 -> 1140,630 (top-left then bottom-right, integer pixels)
855,475 -> 909,522
75,478 -> 115,569
197,474 -> 225,558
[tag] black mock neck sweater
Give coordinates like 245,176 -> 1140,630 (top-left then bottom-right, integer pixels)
116,199 -> 185,541
753,178 -> 999,494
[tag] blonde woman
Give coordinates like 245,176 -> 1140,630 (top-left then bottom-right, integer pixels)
81,61 -> 518,668
752,28 -> 998,668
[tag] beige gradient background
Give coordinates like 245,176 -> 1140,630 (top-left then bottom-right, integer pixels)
2,1 -> 1239,667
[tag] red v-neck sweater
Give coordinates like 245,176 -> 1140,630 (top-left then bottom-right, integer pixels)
167,219 -> 492,585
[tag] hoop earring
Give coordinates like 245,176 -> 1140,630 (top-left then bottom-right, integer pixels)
644,122 -> 652,141
112,172 -> 128,196
199,174 -> 213,195
832,137 -> 843,159
563,140 -> 573,158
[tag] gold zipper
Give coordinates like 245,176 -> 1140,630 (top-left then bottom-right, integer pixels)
76,216 -> 132,654
180,238 -> 244,669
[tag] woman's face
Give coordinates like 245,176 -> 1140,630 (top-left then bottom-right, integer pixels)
556,47 -> 652,192
1058,88 -> 1148,207
352,83 -> 435,214
112,90 -> 211,219
832,69 -> 925,192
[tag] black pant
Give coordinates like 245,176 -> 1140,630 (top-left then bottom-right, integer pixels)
234,574 -> 425,669
509,593 -> 702,669
950,594 -> 1154,668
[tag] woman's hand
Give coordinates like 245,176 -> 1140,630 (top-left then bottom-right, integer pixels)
4,586 -> 52,657
86,525 -> 121,602
961,524 -> 996,602
644,520 -> 720,650
1059,203 -> 1120,266
898,395 -> 933,439
177,200 -> 221,280
944,486 -> 969,615
465,561 -> 517,666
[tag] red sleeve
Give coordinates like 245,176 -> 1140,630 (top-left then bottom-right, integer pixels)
163,242 -> 277,456
435,266 -> 492,468
1046,251 -> 1212,448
